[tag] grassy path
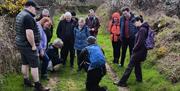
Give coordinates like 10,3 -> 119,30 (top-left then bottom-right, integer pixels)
1,14 -> 180,91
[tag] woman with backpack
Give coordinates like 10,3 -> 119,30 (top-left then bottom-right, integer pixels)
74,18 -> 90,71
114,15 -> 150,87
108,12 -> 121,64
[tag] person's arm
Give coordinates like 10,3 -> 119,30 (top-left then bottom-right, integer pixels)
133,27 -> 147,52
120,17 -> 123,41
56,21 -> 62,38
94,17 -> 100,31
79,48 -> 89,63
24,16 -> 37,50
26,29 -> 36,50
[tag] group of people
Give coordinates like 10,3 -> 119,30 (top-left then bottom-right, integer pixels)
109,7 -> 151,87
15,0 -> 152,91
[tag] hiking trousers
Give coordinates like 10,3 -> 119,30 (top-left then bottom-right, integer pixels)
112,39 -> 121,64
118,58 -> 142,84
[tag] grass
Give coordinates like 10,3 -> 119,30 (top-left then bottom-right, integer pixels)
1,14 -> 180,91
97,29 -> 180,91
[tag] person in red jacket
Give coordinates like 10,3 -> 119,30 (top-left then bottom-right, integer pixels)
108,12 -> 122,64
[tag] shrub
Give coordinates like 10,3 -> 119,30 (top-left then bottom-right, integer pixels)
0,0 -> 27,17
156,46 -> 168,58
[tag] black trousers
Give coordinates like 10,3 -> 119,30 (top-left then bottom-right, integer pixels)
119,58 -> 142,84
76,50 -> 82,69
60,41 -> 75,67
86,67 -> 106,91
112,40 -> 121,64
120,38 -> 135,66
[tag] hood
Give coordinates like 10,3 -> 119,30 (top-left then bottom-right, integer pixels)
112,12 -> 120,20
141,22 -> 150,29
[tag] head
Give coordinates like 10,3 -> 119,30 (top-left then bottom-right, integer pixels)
71,11 -> 76,17
87,36 -> 96,45
89,9 -> 95,17
53,38 -> 64,48
121,7 -> 131,18
59,14 -> 65,21
24,0 -> 40,15
112,12 -> 120,22
78,18 -> 85,28
42,9 -> 50,17
132,15 -> 144,27
64,12 -> 72,22
40,17 -> 52,30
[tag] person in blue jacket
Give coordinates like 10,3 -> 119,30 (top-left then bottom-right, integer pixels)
74,18 -> 90,71
119,7 -> 138,67
79,36 -> 107,91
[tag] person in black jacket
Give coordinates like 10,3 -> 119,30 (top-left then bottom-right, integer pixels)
114,15 -> 149,87
56,12 -> 76,68
119,7 -> 138,67
46,38 -> 63,70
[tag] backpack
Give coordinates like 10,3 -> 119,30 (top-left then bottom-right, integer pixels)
145,28 -> 155,50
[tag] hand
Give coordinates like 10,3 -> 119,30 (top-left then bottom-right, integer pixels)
32,46 -> 37,51
91,28 -> 95,31
40,50 -> 45,57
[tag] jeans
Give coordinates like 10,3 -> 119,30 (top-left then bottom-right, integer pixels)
40,53 -> 50,75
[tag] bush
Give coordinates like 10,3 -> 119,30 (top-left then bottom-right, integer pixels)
0,0 -> 27,17
156,46 -> 168,58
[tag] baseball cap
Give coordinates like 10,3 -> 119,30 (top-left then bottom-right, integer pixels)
25,0 -> 40,10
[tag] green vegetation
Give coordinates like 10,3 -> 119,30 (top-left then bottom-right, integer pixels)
0,14 -> 179,91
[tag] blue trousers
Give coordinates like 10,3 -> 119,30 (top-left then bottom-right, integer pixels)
40,53 -> 50,75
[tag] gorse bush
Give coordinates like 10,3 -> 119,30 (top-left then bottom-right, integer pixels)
156,46 -> 168,58
0,0 -> 27,16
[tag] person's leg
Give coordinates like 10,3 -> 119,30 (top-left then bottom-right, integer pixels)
29,53 -> 50,91
112,41 -> 117,63
69,44 -> 75,68
77,50 -> 82,70
86,70 -> 95,91
120,39 -> 128,66
31,67 -> 40,82
135,62 -> 142,82
22,65 -> 29,79
20,49 -> 33,87
118,58 -> 136,85
128,38 -> 135,56
115,40 -> 121,64
60,43 -> 69,66
41,53 -> 50,80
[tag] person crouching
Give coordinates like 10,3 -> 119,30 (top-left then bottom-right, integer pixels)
46,38 -> 64,71
79,36 -> 107,91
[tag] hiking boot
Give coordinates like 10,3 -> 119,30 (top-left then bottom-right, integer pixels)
24,79 -> 34,87
34,82 -> 50,91
113,82 -> 127,87
136,80 -> 143,83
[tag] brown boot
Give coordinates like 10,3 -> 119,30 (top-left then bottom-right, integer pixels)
34,82 -> 50,91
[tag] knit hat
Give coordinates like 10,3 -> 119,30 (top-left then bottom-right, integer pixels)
87,36 -> 96,45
